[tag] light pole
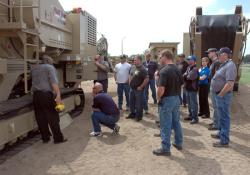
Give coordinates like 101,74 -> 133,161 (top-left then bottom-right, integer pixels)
121,36 -> 126,55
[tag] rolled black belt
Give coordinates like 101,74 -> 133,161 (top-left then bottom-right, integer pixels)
34,90 -> 53,94
215,90 -> 221,94
216,90 -> 231,95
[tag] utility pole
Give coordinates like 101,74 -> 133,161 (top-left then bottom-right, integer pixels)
121,36 -> 126,55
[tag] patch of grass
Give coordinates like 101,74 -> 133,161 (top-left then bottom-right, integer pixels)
240,64 -> 250,85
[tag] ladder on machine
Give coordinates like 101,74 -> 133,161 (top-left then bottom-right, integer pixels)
0,0 -> 41,93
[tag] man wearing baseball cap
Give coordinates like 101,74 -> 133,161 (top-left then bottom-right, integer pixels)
183,55 -> 199,124
210,47 -> 237,147
205,48 -> 217,65
206,48 -> 221,131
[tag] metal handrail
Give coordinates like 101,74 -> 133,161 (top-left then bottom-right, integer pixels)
0,1 -> 10,7
12,5 -> 39,8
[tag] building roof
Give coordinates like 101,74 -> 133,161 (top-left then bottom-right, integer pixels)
149,42 -> 179,49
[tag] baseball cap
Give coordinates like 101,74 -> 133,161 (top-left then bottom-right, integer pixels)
218,47 -> 232,55
187,55 -> 197,61
205,48 -> 217,53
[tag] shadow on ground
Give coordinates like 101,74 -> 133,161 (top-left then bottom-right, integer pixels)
170,150 -> 222,175
97,132 -> 127,145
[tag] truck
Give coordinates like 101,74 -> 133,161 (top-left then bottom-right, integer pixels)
0,0 -> 99,149
183,5 -> 249,91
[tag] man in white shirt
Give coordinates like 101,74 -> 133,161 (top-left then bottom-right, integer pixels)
114,55 -> 131,110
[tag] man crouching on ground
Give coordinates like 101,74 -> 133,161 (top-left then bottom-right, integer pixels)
90,82 -> 120,136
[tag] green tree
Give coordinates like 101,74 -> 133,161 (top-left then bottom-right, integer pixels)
243,54 -> 250,63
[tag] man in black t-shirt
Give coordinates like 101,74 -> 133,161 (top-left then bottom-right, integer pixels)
127,55 -> 149,121
153,49 -> 183,156
143,52 -> 158,105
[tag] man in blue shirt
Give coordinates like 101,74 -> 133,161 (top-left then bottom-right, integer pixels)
90,82 -> 120,136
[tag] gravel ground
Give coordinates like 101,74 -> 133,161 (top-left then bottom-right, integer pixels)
0,77 -> 249,175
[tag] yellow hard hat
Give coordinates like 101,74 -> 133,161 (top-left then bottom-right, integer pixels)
55,103 -> 65,112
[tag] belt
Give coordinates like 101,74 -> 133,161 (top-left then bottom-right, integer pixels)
215,91 -> 221,94
34,90 -> 52,93
216,90 -> 231,95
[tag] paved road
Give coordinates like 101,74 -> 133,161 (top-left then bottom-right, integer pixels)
0,79 -> 249,175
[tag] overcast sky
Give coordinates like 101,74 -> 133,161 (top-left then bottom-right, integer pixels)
59,0 -> 250,56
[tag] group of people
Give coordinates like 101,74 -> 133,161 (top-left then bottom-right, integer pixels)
89,53 -> 157,137
93,52 -> 158,119
90,47 -> 237,156
31,46 -> 236,157
154,47 -> 236,156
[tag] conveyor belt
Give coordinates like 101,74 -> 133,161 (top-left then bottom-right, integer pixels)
0,88 -> 77,120
0,95 -> 33,120
197,14 -> 239,58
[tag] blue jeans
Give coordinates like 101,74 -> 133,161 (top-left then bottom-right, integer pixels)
159,96 -> 183,152
91,111 -> 119,132
179,87 -> 187,105
117,83 -> 130,109
143,89 -> 148,111
215,92 -> 233,144
211,89 -> 219,128
130,89 -> 144,118
145,79 -> 157,103
186,90 -> 198,121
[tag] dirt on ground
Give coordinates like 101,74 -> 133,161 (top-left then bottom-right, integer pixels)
0,78 -> 249,175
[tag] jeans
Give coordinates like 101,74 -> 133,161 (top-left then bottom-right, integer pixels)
179,86 -> 187,105
91,111 -> 119,132
129,89 -> 144,119
143,89 -> 148,111
117,83 -> 130,109
145,79 -> 157,103
186,90 -> 198,121
215,92 -> 233,144
159,96 -> 183,152
210,89 -> 219,128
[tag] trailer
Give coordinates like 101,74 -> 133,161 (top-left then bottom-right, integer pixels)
183,5 -> 249,91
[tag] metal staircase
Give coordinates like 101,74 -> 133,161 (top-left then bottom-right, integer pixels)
0,0 -> 41,93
